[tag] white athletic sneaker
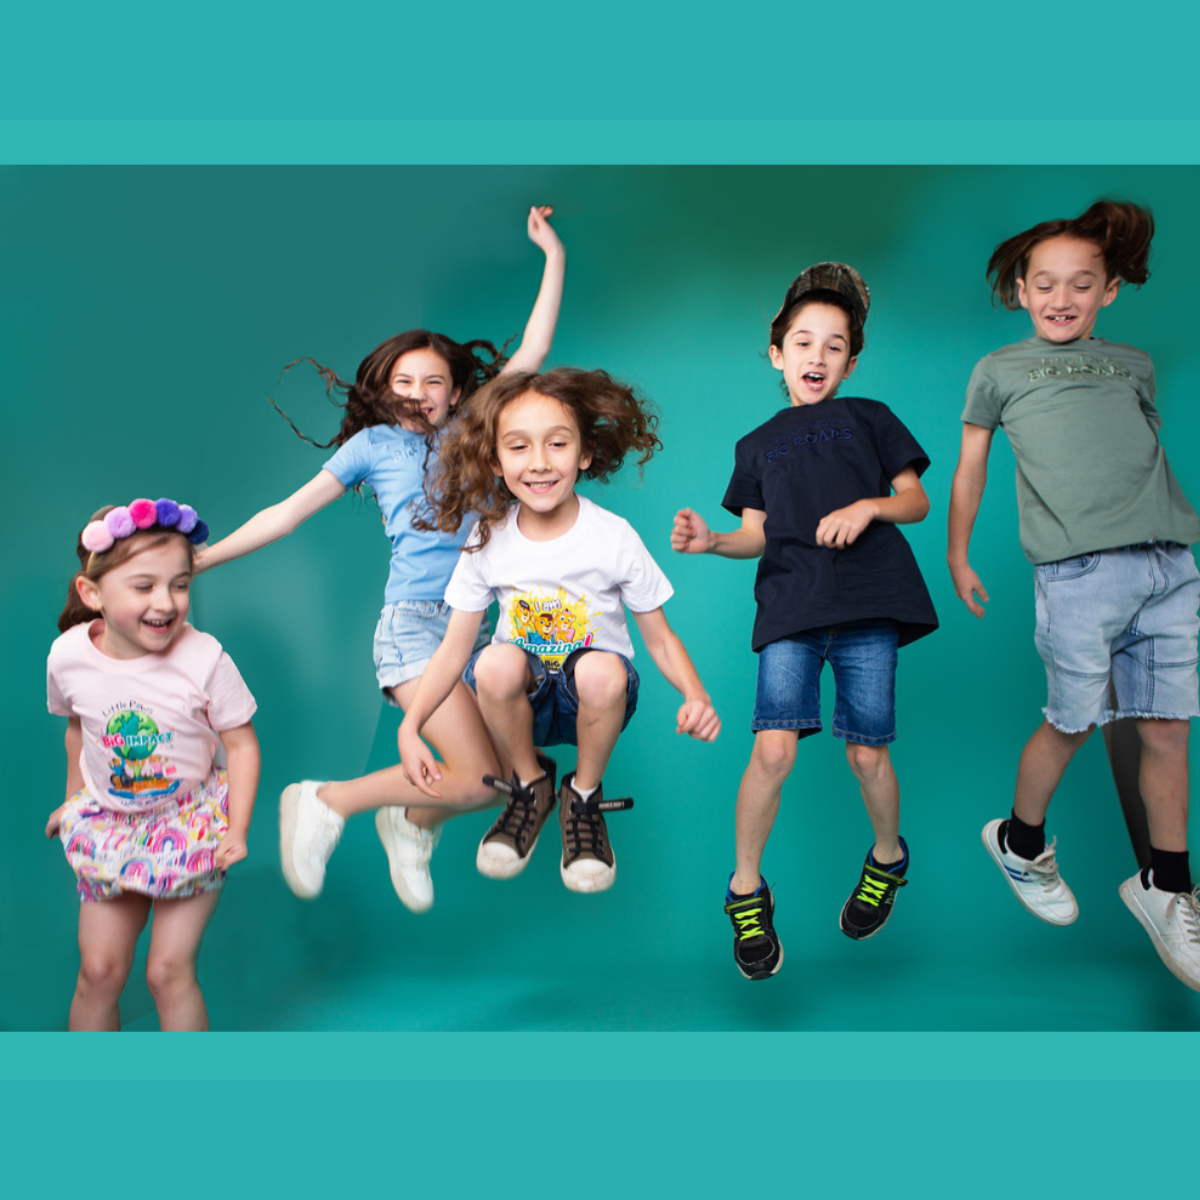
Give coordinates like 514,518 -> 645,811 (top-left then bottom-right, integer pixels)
1119,870 -> 1200,992
982,818 -> 1078,926
279,781 -> 345,899
375,807 -> 440,914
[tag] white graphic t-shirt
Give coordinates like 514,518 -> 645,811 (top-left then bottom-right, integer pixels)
47,621 -> 258,812
444,496 -> 674,673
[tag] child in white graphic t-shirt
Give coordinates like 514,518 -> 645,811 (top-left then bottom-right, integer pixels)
398,368 -> 720,894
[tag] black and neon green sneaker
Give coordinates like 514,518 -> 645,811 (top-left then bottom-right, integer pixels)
839,841 -> 908,940
724,878 -> 783,980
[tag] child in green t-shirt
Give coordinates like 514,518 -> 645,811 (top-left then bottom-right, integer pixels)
948,199 -> 1200,991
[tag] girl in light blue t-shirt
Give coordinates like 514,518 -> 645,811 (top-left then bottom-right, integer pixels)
196,205 -> 565,916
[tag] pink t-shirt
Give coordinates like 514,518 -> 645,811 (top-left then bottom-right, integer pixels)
47,621 -> 257,813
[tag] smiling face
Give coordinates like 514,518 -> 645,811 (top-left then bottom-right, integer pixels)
768,301 -> 858,407
77,535 -> 192,659
1017,235 -> 1120,343
493,391 -> 593,537
388,347 -> 461,429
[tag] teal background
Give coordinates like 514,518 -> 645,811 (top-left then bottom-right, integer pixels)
4,165 -> 1200,1033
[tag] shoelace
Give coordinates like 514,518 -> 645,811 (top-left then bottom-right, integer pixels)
854,873 -> 890,908
485,775 -> 543,851
394,812 -> 440,863
729,899 -> 766,941
1170,889 -> 1200,946
1027,838 -> 1063,889
308,806 -> 343,859
563,795 -> 608,861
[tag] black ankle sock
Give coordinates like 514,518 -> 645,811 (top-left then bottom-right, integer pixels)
869,836 -> 909,877
1003,811 -> 1045,860
1148,847 -> 1192,894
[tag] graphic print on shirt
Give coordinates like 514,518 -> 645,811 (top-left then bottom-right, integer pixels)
506,587 -> 599,674
1026,353 -> 1133,383
100,703 -> 181,802
764,416 -> 855,463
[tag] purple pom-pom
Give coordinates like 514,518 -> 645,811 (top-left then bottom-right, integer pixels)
155,498 -> 181,528
81,520 -> 114,554
176,505 -> 198,534
105,507 -> 135,539
129,498 -> 158,529
187,519 -> 210,545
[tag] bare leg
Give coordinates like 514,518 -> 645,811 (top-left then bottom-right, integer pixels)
473,644 -> 542,784
318,680 -> 503,827
144,889 -> 222,1032
1135,718 -> 1190,853
844,742 -> 901,863
571,652 -> 629,791
1013,720 -> 1093,826
731,731 -> 798,895
70,893 -> 152,1031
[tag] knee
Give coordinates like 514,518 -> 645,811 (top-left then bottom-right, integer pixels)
78,953 -> 131,997
1136,718 -> 1190,758
145,954 -> 195,1002
472,645 -> 529,700
753,733 -> 796,779
845,741 -> 890,782
573,653 -> 628,710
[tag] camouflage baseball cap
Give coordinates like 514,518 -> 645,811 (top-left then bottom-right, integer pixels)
773,262 -> 870,328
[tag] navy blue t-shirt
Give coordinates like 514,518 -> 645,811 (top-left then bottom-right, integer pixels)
722,396 -> 938,651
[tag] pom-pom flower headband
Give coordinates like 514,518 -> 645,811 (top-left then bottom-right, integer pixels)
81,498 -> 210,555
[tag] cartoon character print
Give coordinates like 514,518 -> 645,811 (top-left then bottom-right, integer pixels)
503,587 -> 598,673
101,706 -> 181,804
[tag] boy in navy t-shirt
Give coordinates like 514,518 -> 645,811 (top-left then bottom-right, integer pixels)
672,263 -> 937,980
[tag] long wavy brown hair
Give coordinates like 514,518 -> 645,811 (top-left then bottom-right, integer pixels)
988,199 -> 1154,310
420,369 -> 661,551
270,329 -> 511,450
58,507 -> 194,633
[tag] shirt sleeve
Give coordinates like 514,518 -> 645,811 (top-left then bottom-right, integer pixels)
961,355 -> 1001,430
205,652 -> 258,731
46,650 -> 73,717
721,436 -> 765,517
443,547 -> 494,613
1136,356 -> 1163,433
323,428 -> 374,489
868,402 -> 931,481
617,523 -> 675,613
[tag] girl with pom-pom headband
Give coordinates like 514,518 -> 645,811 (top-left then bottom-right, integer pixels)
62,500 -> 209,633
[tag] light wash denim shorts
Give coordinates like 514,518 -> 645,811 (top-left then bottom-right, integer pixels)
373,600 -> 492,705
753,619 -> 898,746
1033,542 -> 1200,733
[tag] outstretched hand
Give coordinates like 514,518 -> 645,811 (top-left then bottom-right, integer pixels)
950,561 -> 990,618
526,205 -> 563,257
671,508 -> 712,554
677,699 -> 721,742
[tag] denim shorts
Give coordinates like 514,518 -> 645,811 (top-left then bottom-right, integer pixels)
753,620 -> 898,746
373,600 -> 492,704
463,645 -> 639,748
1033,542 -> 1200,733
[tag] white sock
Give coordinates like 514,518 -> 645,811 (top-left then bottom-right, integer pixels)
573,781 -> 598,802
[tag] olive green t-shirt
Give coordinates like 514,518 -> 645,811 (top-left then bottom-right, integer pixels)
962,337 -> 1200,564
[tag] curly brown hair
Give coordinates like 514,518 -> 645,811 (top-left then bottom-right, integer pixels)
58,507 -> 194,633
269,329 -> 511,450
988,199 -> 1154,310
420,369 -> 661,551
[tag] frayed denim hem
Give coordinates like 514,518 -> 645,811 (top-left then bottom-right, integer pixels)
1111,709 -> 1200,723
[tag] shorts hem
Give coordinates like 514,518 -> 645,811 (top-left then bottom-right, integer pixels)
377,660 -> 433,703
751,719 -> 822,734
832,727 -> 896,746
1111,709 -> 1200,723
1043,707 -> 1106,735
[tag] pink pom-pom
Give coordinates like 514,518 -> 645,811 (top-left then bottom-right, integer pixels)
105,507 -> 134,539
129,498 -> 157,529
176,505 -> 198,534
81,521 -> 114,554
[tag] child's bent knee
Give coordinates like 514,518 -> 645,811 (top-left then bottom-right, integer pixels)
145,956 -> 196,1000
573,653 -> 628,708
753,731 -> 797,777
78,954 -> 131,994
473,645 -> 530,697
1136,717 -> 1190,756
845,741 -> 890,779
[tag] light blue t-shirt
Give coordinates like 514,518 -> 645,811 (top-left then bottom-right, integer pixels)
324,424 -> 470,603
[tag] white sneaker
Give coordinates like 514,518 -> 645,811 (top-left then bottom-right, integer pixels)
279,781 -> 344,899
1120,870 -> 1200,992
375,807 -> 440,914
982,818 -> 1078,926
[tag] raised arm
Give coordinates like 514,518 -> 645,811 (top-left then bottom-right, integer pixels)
630,607 -> 721,742
501,206 -> 566,375
672,507 -> 766,560
397,607 -> 487,797
193,470 -> 346,574
947,422 -> 996,618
